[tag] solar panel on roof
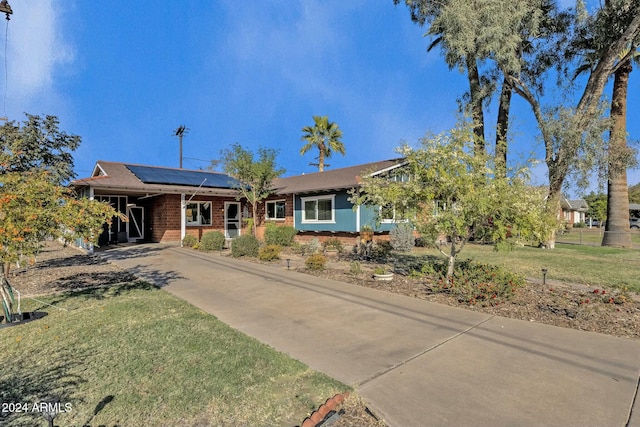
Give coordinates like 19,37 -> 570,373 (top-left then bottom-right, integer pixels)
125,165 -> 240,189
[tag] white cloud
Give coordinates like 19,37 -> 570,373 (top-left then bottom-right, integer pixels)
0,0 -> 73,113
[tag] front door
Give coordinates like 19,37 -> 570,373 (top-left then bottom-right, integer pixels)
224,202 -> 241,238
128,206 -> 144,241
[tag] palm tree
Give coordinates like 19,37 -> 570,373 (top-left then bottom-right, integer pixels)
300,116 -> 345,172
602,57 -> 634,248
573,0 -> 639,248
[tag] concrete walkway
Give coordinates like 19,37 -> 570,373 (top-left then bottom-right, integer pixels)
99,244 -> 640,427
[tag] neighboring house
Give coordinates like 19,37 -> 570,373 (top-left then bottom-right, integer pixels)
560,196 -> 588,225
71,158 -> 408,245
71,161 -> 245,244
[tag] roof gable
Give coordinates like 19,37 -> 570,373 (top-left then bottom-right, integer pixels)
273,158 -> 405,194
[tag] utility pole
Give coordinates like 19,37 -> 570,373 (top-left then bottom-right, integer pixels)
174,125 -> 188,168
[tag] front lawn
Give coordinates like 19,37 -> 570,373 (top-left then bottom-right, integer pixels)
412,242 -> 640,292
0,282 -> 346,427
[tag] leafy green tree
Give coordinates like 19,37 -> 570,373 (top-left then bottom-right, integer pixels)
222,143 -> 285,236
629,183 -> 640,204
300,115 -> 345,172
352,122 -> 545,278
0,114 -> 80,184
0,115 -> 117,323
583,192 -> 607,225
398,0 -> 640,248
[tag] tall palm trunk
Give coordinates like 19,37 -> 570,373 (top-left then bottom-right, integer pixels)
602,60 -> 632,248
318,147 -> 326,172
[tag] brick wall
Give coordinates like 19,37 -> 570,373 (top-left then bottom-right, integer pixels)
149,195 -> 244,243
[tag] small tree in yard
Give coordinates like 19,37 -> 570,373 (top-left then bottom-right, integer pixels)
222,143 -> 285,236
352,122 -> 546,280
0,114 -> 117,323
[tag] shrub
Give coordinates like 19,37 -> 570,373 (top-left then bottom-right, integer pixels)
390,223 -> 414,252
301,238 -> 322,255
422,259 -> 525,306
264,223 -> 297,246
349,261 -> 362,276
371,240 -> 393,259
414,236 -> 430,247
322,238 -> 344,253
231,235 -> 260,258
258,244 -> 281,261
305,253 -> 327,270
199,231 -> 226,252
182,234 -> 198,248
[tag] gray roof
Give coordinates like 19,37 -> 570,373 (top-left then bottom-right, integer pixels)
273,159 -> 405,194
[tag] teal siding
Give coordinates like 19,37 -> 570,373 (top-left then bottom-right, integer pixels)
294,191 -> 396,232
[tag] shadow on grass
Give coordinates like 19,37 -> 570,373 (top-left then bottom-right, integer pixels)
84,394 -> 115,426
32,281 -> 161,309
0,346 -> 89,427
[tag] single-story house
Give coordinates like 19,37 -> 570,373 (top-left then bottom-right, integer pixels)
560,196 -> 588,225
71,159 -> 408,245
71,161 -> 245,244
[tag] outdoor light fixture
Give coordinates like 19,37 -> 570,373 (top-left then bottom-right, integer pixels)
541,268 -> 548,286
286,258 -> 291,270
41,396 -> 60,427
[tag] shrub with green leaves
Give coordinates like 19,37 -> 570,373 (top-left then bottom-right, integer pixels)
371,240 -> 393,259
421,259 -> 525,306
264,223 -> 297,246
305,253 -> 327,270
322,238 -> 344,253
390,223 -> 415,252
231,234 -> 260,257
182,234 -> 198,248
258,244 -> 281,261
199,231 -> 226,251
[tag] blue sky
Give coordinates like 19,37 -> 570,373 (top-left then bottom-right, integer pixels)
1,1 -> 638,194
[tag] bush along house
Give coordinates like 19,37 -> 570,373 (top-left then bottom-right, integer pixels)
71,158 -> 409,246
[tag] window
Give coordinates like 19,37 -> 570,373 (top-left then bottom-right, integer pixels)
265,200 -> 286,220
380,204 -> 408,223
388,171 -> 410,183
186,201 -> 212,226
301,195 -> 335,223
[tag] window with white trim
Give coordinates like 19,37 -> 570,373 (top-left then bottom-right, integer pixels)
265,200 -> 286,220
380,204 -> 409,223
186,201 -> 212,226
301,195 -> 335,223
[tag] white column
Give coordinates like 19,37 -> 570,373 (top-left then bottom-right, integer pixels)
180,194 -> 186,246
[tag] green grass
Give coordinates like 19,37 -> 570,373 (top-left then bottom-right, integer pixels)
411,243 -> 640,292
0,282 -> 347,427
555,228 -> 640,245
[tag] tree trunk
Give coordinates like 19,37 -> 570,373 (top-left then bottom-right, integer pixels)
602,60 -> 632,248
251,201 -> 258,237
318,146 -> 325,172
466,56 -> 485,155
495,77 -> 512,178
545,183 -> 563,250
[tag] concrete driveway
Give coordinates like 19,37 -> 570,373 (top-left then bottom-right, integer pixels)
99,243 -> 640,427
